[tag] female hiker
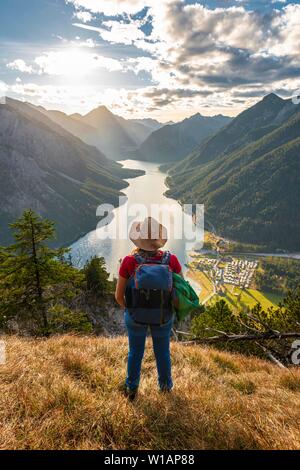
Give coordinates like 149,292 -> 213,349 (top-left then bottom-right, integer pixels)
115,217 -> 183,400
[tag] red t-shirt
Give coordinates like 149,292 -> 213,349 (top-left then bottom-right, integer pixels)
119,251 -> 182,279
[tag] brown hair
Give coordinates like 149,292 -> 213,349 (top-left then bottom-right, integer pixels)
131,247 -> 160,258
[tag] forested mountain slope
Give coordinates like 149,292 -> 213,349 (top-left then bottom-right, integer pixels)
0,98 -> 141,246
133,113 -> 231,163
170,93 -> 299,175
166,95 -> 300,250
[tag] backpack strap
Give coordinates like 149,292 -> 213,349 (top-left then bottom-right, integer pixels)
161,250 -> 171,265
133,253 -> 146,265
134,251 -> 171,266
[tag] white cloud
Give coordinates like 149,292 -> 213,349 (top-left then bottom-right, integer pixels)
145,2 -> 300,90
74,10 -> 94,22
126,57 -> 155,74
5,1 -> 300,119
7,59 -> 34,74
72,1 -> 300,79
4,74 -> 299,123
56,34 -> 98,48
83,38 -> 97,48
8,82 -> 92,109
36,50 -> 123,76
72,23 -> 103,33
63,1 -> 299,117
67,0 -> 155,15
7,50 -> 123,78
266,4 -> 300,58
10,82 -> 57,98
99,20 -> 145,45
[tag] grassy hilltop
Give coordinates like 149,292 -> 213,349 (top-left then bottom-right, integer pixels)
1,335 -> 300,450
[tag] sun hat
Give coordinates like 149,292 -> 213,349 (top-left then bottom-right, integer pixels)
129,217 -> 168,252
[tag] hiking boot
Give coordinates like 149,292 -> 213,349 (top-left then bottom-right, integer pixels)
122,385 -> 138,401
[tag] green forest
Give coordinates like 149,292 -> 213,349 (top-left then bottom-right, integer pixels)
256,257 -> 300,294
0,210 -> 114,335
166,95 -> 300,250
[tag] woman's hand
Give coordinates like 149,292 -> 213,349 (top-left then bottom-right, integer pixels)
115,275 -> 127,308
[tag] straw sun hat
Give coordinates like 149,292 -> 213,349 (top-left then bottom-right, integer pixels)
129,217 -> 168,252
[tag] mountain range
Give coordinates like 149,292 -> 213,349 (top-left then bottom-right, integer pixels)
37,104 -> 231,163
36,105 -> 164,160
132,113 -> 232,163
166,94 -> 300,250
0,98 -> 142,246
1,93 -> 299,251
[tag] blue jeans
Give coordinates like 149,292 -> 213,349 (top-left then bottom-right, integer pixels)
124,310 -> 173,391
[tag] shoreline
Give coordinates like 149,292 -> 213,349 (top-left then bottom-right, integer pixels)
67,162 -> 146,249
163,170 -> 300,257
190,249 -> 300,261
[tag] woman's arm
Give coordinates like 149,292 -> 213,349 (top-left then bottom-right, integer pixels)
115,275 -> 128,308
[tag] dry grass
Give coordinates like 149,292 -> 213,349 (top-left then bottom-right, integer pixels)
0,334 -> 300,450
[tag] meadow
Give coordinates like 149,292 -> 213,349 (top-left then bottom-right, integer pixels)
212,285 -> 282,311
0,335 -> 299,450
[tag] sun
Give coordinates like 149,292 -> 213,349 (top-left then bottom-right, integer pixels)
35,48 -> 101,79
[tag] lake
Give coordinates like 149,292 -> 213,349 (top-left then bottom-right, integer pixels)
70,160 -> 203,293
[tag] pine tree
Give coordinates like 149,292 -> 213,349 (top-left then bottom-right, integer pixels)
0,210 -> 83,331
84,256 -> 110,296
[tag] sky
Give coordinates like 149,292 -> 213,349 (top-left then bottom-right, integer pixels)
0,0 -> 300,122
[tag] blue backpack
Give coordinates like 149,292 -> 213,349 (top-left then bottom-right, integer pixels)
125,251 -> 174,325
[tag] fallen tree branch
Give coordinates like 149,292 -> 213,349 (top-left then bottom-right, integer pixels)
176,330 -> 195,336
204,327 -> 229,337
255,342 -> 287,369
180,340 -> 197,345
238,318 -> 260,334
189,331 -> 300,343
245,313 -> 281,335
175,329 -> 300,366
172,328 -> 179,342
